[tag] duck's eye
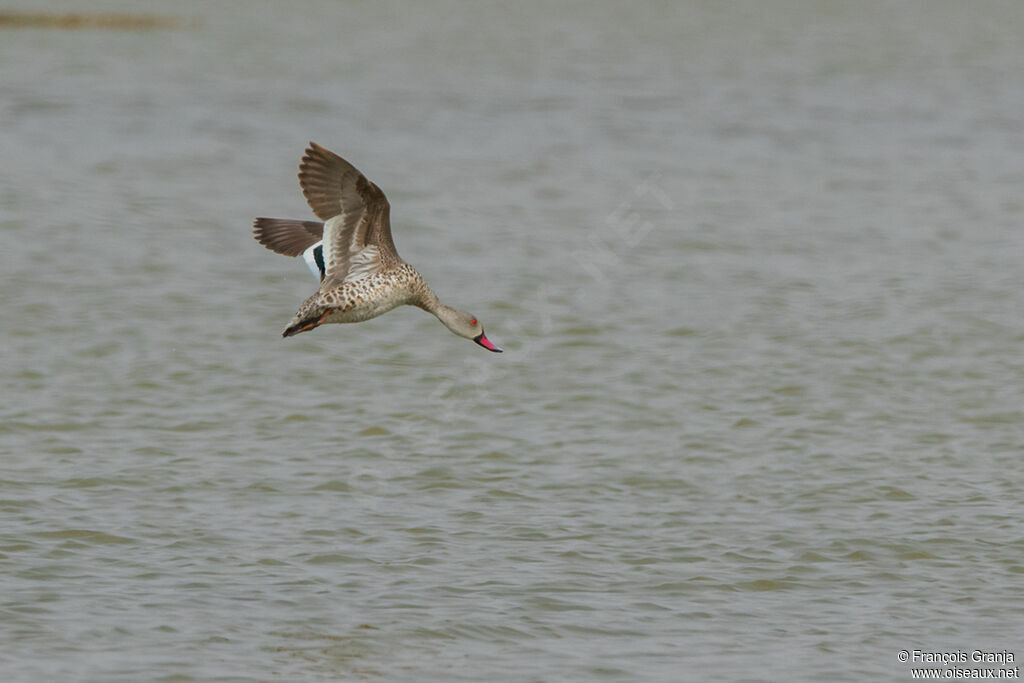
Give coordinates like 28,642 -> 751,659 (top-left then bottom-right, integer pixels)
470,318 -> 477,326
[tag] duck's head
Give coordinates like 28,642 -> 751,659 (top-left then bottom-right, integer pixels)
441,308 -> 503,352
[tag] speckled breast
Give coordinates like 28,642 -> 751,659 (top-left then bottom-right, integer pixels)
320,266 -> 422,324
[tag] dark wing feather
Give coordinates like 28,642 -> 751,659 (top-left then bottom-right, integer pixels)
297,142 -> 400,288
252,218 -> 324,257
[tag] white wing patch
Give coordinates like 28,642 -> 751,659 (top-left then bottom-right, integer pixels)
301,241 -> 325,281
343,246 -> 381,283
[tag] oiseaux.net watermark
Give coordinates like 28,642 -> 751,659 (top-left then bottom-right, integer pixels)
899,649 -> 1019,679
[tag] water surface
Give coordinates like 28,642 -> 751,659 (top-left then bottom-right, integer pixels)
2,1 -> 1024,680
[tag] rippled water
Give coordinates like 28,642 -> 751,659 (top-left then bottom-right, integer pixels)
3,1 -> 1024,680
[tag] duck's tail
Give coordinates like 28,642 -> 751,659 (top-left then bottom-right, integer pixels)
282,295 -> 328,338
282,319 -> 318,337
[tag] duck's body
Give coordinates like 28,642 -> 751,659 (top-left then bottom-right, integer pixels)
288,261 -> 424,331
253,143 -> 501,352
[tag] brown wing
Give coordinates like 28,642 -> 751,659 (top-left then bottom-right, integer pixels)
252,218 -> 324,257
297,142 -> 400,288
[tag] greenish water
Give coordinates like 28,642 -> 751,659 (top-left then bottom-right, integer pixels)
2,1 -> 1024,680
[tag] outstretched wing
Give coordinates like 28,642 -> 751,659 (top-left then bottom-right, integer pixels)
297,142 -> 400,289
252,218 -> 324,257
